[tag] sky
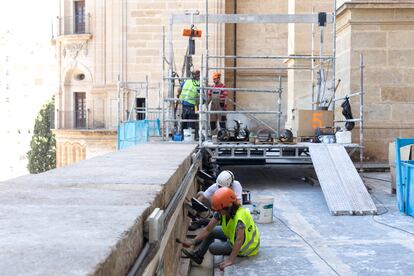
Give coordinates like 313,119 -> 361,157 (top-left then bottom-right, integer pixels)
0,0 -> 58,181
0,0 -> 57,38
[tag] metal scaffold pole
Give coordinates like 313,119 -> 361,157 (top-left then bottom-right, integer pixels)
360,53 -> 365,174
277,76 -> 282,136
331,0 -> 337,113
161,26 -> 166,140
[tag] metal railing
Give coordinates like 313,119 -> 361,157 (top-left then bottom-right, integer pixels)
52,14 -> 91,38
55,110 -> 107,130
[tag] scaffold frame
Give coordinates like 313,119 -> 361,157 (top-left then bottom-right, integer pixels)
160,1 -> 365,166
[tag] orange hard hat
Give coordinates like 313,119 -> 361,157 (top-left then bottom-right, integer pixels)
211,187 -> 237,211
212,72 -> 221,79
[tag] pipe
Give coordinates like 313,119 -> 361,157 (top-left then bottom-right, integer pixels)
233,0 -> 237,111
128,152 -> 201,276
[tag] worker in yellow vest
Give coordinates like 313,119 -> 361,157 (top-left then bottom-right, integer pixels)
178,70 -> 200,134
182,187 -> 260,270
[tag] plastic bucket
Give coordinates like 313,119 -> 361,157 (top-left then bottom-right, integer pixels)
183,128 -> 195,141
252,196 -> 274,224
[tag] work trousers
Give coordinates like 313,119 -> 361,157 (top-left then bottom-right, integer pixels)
181,104 -> 199,138
196,226 -> 232,257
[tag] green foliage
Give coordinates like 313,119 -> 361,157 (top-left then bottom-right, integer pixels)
27,97 -> 56,174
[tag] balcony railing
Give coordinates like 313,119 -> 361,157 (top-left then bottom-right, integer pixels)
52,14 -> 91,38
55,110 -> 108,130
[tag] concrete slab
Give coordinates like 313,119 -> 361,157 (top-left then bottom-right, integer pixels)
220,166 -> 414,276
0,142 -> 196,276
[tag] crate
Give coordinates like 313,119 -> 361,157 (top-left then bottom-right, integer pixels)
292,109 -> 334,137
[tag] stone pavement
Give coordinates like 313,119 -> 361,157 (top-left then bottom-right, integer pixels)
220,166 -> 414,276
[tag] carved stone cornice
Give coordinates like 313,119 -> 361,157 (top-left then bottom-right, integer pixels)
55,34 -> 92,59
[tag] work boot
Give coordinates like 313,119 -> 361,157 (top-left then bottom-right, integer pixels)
188,218 -> 210,231
181,249 -> 203,265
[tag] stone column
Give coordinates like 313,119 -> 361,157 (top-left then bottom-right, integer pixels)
337,1 -> 414,160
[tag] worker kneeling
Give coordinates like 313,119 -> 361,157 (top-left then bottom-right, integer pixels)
182,187 -> 260,270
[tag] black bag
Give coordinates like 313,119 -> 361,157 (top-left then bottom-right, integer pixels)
341,97 -> 355,131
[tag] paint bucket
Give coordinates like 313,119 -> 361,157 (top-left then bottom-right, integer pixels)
252,196 -> 274,224
183,128 -> 195,141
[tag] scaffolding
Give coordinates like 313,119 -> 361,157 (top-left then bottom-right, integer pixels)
161,1 -> 365,166
116,77 -> 162,149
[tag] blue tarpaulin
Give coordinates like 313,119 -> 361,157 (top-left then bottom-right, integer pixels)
118,119 -> 160,150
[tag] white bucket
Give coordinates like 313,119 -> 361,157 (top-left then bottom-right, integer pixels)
335,130 -> 352,144
183,128 -> 195,141
252,196 -> 274,224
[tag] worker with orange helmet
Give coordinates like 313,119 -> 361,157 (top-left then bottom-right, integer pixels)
182,187 -> 260,270
208,71 -> 228,131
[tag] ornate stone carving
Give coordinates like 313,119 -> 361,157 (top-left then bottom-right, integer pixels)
63,41 -> 88,59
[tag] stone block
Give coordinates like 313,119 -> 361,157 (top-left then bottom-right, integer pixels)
351,9 -> 395,21
388,31 -> 414,49
352,49 -> 387,66
365,103 -> 392,123
381,86 -> 414,102
388,50 -> 414,66
352,32 -> 386,49
364,68 -> 403,85
402,68 -> 414,83
391,104 -> 414,121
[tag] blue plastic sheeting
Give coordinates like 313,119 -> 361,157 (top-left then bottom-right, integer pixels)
395,138 -> 414,216
118,119 -> 161,150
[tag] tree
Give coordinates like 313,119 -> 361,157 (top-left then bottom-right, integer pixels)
27,97 -> 56,173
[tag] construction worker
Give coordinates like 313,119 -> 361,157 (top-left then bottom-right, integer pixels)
182,187 -> 260,270
208,72 -> 228,131
188,170 -> 242,230
178,70 -> 200,133
197,170 -> 242,206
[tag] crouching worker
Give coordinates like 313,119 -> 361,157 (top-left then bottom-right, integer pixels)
182,187 -> 260,270
189,170 -> 242,230
197,170 -> 243,207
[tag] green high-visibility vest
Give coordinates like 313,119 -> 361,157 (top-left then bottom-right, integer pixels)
179,79 -> 200,105
221,207 -> 260,256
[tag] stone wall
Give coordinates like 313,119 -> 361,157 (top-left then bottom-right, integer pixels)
286,0 -> 335,129
337,1 -> 414,160
53,129 -> 117,168
225,0 -> 289,131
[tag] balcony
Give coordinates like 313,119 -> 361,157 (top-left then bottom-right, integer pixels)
53,14 -> 91,37
52,14 -> 92,53
55,110 -> 110,130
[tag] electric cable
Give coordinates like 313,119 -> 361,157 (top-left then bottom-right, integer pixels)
369,190 -> 414,236
273,214 -> 341,276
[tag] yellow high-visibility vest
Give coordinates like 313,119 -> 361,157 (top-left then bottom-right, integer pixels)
179,79 -> 200,105
221,207 -> 260,256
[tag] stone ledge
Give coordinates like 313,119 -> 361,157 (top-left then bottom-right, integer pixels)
0,142 -> 197,275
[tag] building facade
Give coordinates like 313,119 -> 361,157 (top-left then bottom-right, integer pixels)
54,0 -> 414,164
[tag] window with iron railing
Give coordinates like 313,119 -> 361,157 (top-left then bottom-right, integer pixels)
53,1 -> 90,37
